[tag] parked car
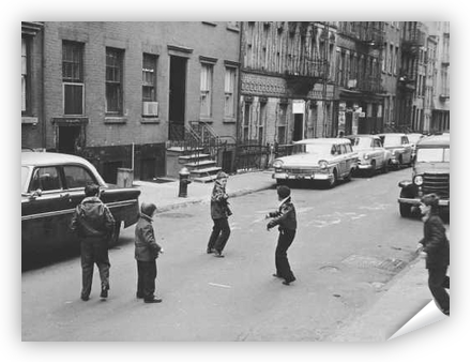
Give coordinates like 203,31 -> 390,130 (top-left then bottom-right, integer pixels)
406,133 -> 425,162
21,152 -> 141,261
377,133 -> 413,169
397,134 -> 450,218
345,134 -> 392,176
272,138 -> 358,188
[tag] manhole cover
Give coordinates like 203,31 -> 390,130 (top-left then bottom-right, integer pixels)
341,255 -> 406,273
319,265 -> 340,273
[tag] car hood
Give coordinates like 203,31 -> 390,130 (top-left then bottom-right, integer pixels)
276,153 -> 328,166
415,162 -> 449,174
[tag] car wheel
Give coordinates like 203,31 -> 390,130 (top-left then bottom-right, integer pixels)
397,155 -> 403,169
398,191 -> 412,218
108,220 -> 121,248
383,160 -> 389,173
344,168 -> 353,182
276,179 -> 287,186
368,160 -> 376,177
327,169 -> 337,188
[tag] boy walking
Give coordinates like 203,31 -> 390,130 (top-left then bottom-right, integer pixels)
70,183 -> 115,301
266,185 -> 297,286
135,202 -> 163,304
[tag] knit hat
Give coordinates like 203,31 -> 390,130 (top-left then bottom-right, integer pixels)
277,185 -> 291,199
141,202 -> 157,217
84,183 -> 100,197
421,193 -> 439,208
216,171 -> 228,180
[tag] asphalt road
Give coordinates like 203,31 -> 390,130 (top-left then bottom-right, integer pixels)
22,168 -> 425,341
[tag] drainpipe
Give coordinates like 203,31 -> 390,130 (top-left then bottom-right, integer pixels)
41,26 -> 47,150
234,21 -> 244,173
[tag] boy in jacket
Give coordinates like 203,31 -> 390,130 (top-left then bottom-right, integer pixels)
416,193 -> 450,315
70,183 -> 115,301
207,171 -> 232,258
135,202 -> 163,304
266,185 -> 297,286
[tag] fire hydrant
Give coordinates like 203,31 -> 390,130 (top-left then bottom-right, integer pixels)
178,167 -> 192,198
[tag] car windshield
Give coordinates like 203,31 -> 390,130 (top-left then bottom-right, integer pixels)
408,135 -> 422,143
381,135 -> 401,147
293,143 -> 331,156
416,148 -> 450,163
21,166 -> 30,193
349,137 -> 371,149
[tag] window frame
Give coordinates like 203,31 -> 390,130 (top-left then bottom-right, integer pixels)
21,36 -> 31,115
224,66 -> 237,119
105,47 -> 124,115
199,62 -> 214,118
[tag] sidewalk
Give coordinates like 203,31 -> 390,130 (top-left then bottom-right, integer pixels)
132,169 -> 277,213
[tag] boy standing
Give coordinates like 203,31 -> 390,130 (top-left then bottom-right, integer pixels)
135,202 -> 163,304
266,185 -> 297,286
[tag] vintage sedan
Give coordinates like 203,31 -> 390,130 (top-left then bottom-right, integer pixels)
377,133 -> 413,169
272,138 -> 358,188
345,134 -> 392,176
21,152 -> 141,263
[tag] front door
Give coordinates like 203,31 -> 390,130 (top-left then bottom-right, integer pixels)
293,113 -> 304,141
169,56 -> 187,141
58,125 -> 81,154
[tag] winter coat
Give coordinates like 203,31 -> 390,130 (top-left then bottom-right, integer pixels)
419,214 -> 450,269
267,197 -> 297,231
70,196 -> 115,239
134,213 -> 162,261
210,180 -> 231,219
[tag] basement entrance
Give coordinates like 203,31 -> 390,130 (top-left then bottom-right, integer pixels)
169,56 -> 187,141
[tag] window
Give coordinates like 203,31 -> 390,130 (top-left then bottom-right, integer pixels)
243,102 -> 251,141
224,67 -> 237,118
62,41 -> 84,115
142,53 -> 158,117
106,47 -> 124,115
258,102 -> 267,144
200,63 -> 213,118
277,104 -> 288,144
29,167 -> 62,192
63,165 -> 96,189
21,37 -> 30,114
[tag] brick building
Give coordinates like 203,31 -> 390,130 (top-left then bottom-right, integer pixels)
22,21 -> 241,182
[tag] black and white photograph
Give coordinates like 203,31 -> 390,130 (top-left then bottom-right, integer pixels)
9,0 -> 467,361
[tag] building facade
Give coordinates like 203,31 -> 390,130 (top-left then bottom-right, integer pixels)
22,21 -> 241,182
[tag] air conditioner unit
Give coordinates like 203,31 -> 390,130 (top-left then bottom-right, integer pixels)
142,101 -> 158,117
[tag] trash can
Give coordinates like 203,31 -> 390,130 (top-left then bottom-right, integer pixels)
116,168 -> 134,188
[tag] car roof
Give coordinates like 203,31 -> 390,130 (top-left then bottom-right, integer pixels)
417,134 -> 450,147
21,151 -> 94,167
377,133 -> 406,137
346,134 -> 380,140
294,138 -> 352,145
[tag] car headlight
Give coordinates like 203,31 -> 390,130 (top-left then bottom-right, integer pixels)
392,150 -> 397,155
414,175 -> 424,186
364,153 -> 370,160
318,160 -> 328,169
273,160 -> 284,168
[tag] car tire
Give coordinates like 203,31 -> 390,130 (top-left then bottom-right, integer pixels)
368,160 -> 376,177
108,220 -> 121,248
327,169 -> 337,188
276,179 -> 287,186
398,191 -> 412,218
383,160 -> 389,173
344,168 -> 353,182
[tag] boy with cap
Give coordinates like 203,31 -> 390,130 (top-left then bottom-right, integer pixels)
207,171 -> 232,258
135,202 -> 163,303
266,185 -> 297,285
416,193 -> 450,315
70,183 -> 115,301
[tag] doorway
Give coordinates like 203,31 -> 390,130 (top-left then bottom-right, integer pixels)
169,56 -> 187,141
293,114 -> 304,141
58,125 -> 81,154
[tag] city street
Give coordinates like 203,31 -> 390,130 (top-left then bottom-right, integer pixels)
22,168 -> 426,341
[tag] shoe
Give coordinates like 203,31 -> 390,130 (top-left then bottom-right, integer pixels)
206,248 -> 214,254
272,273 -> 282,278
214,251 -> 225,258
100,288 -> 108,299
144,298 -> 162,304
282,277 -> 296,286
136,292 -> 144,299
81,295 -> 90,301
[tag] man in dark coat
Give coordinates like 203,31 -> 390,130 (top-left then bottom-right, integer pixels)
134,202 -> 163,304
266,185 -> 297,286
206,171 -> 232,258
70,183 -> 115,301
417,193 -> 450,316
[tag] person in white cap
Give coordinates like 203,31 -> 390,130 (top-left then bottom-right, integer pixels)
206,171 -> 232,258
